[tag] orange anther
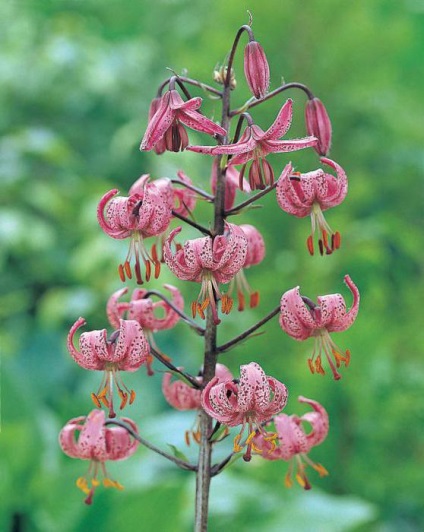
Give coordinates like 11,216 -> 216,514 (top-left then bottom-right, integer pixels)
91,393 -> 101,408
307,358 -> 315,374
191,301 -> 197,318
118,264 -> 126,282
345,349 -> 351,366
185,431 -> 191,446
124,261 -> 132,279
99,395 -> 110,408
154,261 -> 161,279
118,389 -> 128,410
129,390 -> 136,404
192,430 -> 201,444
334,231 -> 341,249
322,230 -> 329,249
237,291 -> 245,311
250,292 -> 259,308
151,244 -> 158,263
134,261 -> 143,285
307,235 -> 314,256
197,304 -> 206,320
145,260 -> 151,282
318,239 -> 324,256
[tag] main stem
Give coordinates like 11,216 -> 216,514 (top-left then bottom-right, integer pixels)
194,52 -> 233,532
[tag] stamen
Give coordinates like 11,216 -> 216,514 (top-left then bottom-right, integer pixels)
307,358 -> 315,374
129,390 -> 136,404
134,260 -> 143,285
185,430 -> 191,446
91,393 -> 102,408
221,294 -> 233,314
284,471 -> 293,488
237,290 -> 245,311
250,292 -> 259,308
124,261 -> 132,279
144,260 -> 151,282
118,388 -> 128,410
307,235 -> 314,255
318,239 -> 324,256
314,356 -> 326,376
191,301 -> 197,319
233,434 -> 244,453
118,264 -> 126,282
333,231 -> 341,249
154,261 -> 161,279
313,463 -> 329,477
151,243 -> 158,263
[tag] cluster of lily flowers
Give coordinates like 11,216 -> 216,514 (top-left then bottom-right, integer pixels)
59,23 -> 360,506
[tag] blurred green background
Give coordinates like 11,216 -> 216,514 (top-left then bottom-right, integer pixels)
1,0 -> 423,530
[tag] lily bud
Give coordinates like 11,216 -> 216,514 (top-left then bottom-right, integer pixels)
244,41 -> 270,99
305,97 -> 332,156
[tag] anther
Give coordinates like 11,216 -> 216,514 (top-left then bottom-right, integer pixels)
91,393 -> 102,408
250,292 -> 259,308
124,261 -> 132,279
307,235 -> 314,256
118,264 -> 126,282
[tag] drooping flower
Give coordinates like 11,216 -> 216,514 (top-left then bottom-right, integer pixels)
97,175 -> 173,284
201,362 -> 288,461
279,275 -> 360,380
59,409 -> 139,504
140,89 -> 226,153
107,284 -> 184,369
67,318 -> 150,417
276,158 -> 347,255
147,97 -> 166,155
253,396 -> 329,489
163,222 -> 248,325
244,40 -> 270,99
227,224 -> 265,310
187,99 -> 317,190
162,363 -> 233,445
210,160 -> 250,211
305,97 -> 332,156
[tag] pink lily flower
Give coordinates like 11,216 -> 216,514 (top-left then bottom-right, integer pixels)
107,284 -> 184,371
97,175 -> 173,284
59,409 -> 139,505
162,363 -> 233,445
163,222 -> 248,325
279,275 -> 360,380
227,224 -> 265,310
305,97 -> 332,156
244,40 -> 270,99
201,362 -> 288,461
67,317 -> 150,417
187,99 -> 317,190
147,97 -> 166,154
210,161 -> 250,211
253,396 -> 329,489
140,89 -> 226,153
276,158 -> 347,255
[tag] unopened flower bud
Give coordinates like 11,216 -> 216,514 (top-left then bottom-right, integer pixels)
244,41 -> 270,99
305,97 -> 332,156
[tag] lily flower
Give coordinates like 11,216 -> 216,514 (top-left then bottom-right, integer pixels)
187,99 -> 316,190
147,97 -> 166,154
163,222 -> 248,325
172,170 -> 198,216
107,284 -> 184,370
279,275 -> 360,380
59,409 -> 139,504
97,175 -> 173,284
67,318 -> 150,417
276,158 -> 347,255
140,89 -> 226,153
253,396 -> 329,489
227,224 -> 265,310
201,362 -> 288,461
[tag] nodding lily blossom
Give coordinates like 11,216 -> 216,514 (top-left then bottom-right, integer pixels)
201,362 -> 288,462
253,397 -> 329,490
163,363 -> 233,445
107,284 -> 184,369
187,99 -> 317,191
279,275 -> 360,380
140,89 -> 226,153
210,161 -> 250,211
244,40 -> 270,99
67,318 -> 150,417
276,158 -> 347,255
59,409 -> 139,505
163,222 -> 248,325
227,224 -> 265,310
97,175 -> 173,284
305,97 -> 332,156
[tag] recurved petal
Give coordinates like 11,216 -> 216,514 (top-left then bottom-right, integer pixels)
214,222 -> 247,278
279,287 -> 317,340
276,163 -> 313,217
103,421 -> 139,460
162,372 -> 202,410
262,99 -> 293,141
274,413 -> 308,460
151,284 -> 184,331
237,362 -> 270,413
114,319 -> 149,370
201,377 -> 242,425
97,190 -> 132,239
327,275 -> 359,332
59,416 -> 87,459
298,396 -> 329,450
107,288 -> 129,330
181,109 -> 227,137
75,409 -> 107,460
68,318 -> 106,370
240,224 -> 265,267
263,136 -> 317,154
259,377 -> 288,420
140,91 -> 175,151
319,157 -> 348,208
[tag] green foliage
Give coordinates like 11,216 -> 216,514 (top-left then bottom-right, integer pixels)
1,0 -> 423,530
